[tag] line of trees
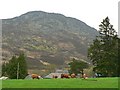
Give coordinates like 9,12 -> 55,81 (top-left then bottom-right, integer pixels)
88,17 -> 119,77
2,53 -> 28,79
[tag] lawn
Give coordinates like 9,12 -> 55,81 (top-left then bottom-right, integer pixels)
2,77 -> 118,88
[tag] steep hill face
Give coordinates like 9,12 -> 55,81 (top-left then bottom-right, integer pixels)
2,11 -> 98,74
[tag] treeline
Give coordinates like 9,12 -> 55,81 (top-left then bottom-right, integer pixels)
2,53 -> 28,79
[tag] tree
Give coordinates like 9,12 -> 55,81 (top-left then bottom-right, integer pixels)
6,56 -> 18,79
17,53 -> 28,79
5,53 -> 28,79
88,17 -> 119,77
2,62 -> 8,76
68,58 -> 89,75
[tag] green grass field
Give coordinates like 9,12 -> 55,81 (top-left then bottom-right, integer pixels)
2,77 -> 118,88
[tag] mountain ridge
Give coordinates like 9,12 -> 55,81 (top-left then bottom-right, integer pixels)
3,11 -> 96,30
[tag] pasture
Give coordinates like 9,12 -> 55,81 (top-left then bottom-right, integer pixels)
2,77 -> 118,88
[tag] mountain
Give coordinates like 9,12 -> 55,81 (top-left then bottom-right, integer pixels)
2,11 -> 98,74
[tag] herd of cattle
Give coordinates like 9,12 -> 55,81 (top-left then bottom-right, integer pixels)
0,73 -> 88,80
31,73 -> 87,79
31,73 -> 76,79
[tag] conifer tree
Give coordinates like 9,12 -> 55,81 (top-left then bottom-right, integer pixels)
88,17 -> 118,77
17,53 -> 28,79
6,56 -> 18,79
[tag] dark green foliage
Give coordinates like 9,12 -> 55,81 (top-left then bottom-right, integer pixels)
68,58 -> 89,75
17,53 -> 28,79
3,53 -> 28,79
2,62 -> 6,76
88,17 -> 119,77
6,56 -> 18,79
2,62 -> 8,76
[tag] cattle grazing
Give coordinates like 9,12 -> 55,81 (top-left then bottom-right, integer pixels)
61,74 -> 70,78
71,73 -> 76,78
31,74 -> 41,79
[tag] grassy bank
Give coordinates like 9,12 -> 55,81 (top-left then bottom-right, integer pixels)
2,77 -> 118,88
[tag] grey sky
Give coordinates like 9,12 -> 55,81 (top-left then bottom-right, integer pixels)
0,0 -> 119,31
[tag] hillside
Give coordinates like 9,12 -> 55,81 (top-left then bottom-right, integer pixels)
2,11 -> 98,74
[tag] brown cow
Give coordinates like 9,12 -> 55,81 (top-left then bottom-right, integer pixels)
31,74 -> 41,79
61,74 -> 70,78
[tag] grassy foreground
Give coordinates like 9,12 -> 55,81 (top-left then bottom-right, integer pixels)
2,77 -> 118,88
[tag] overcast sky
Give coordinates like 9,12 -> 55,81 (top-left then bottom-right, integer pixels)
0,0 -> 119,31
